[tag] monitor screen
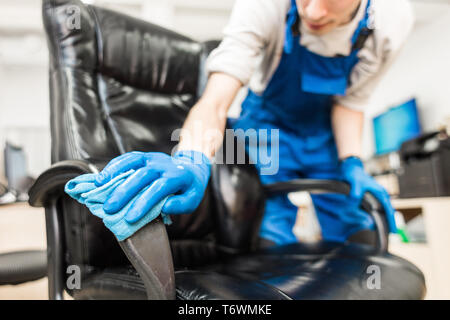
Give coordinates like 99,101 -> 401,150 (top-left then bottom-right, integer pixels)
373,99 -> 422,155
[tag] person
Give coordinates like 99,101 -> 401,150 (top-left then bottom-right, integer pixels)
94,0 -> 414,247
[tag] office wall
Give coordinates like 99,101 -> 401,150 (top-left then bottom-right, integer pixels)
362,1 -> 450,157
0,64 -> 50,178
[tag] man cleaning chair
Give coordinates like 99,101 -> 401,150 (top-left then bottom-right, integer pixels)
72,0 -> 413,248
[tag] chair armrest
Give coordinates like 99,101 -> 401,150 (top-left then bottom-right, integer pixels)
265,179 -> 351,195
264,179 -> 388,253
27,160 -> 98,299
28,159 -> 175,300
119,219 -> 176,300
28,160 -> 98,208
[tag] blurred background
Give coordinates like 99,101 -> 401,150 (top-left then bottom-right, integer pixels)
0,0 -> 449,299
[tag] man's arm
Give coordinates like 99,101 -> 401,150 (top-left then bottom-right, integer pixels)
331,103 -> 364,160
177,0 -> 276,157
177,72 -> 242,158
332,103 -> 398,233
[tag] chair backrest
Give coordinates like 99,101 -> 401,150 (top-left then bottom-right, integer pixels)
44,0 -> 205,164
42,0 -> 225,275
43,0 -> 266,282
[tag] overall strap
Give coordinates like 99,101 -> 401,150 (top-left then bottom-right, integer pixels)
283,0 -> 299,54
351,0 -> 374,52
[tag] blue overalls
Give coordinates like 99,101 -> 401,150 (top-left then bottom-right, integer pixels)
231,0 -> 379,245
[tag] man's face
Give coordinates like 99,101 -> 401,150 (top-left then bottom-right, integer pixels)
297,0 -> 362,35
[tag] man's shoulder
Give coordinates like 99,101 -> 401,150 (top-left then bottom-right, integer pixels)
226,0 -> 290,41
252,0 -> 290,10
372,0 -> 414,42
233,0 -> 289,20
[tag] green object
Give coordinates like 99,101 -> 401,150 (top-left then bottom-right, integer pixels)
397,228 -> 410,243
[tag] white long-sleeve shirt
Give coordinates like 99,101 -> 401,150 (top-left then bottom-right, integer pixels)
205,0 -> 414,111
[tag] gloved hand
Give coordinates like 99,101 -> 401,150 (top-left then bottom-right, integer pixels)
95,150 -> 211,223
340,156 -> 397,233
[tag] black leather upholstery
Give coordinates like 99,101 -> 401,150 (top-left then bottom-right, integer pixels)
175,271 -> 292,300
37,0 -> 426,300
201,243 -> 426,300
71,266 -> 147,300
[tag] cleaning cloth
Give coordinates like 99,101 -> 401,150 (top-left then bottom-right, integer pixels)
64,170 -> 172,241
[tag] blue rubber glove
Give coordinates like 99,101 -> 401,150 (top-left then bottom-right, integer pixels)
340,156 -> 397,233
95,150 -> 211,222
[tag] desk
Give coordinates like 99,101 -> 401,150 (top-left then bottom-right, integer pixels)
391,197 -> 450,300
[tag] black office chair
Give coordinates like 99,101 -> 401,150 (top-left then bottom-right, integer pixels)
29,0 -> 426,300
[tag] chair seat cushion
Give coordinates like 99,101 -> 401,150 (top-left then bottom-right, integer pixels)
72,266 -> 147,300
199,242 -> 426,300
72,268 -> 291,300
175,271 -> 291,300
72,242 -> 426,300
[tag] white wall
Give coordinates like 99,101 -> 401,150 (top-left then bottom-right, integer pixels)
0,64 -> 50,178
362,1 -> 450,158
0,0 -> 49,179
